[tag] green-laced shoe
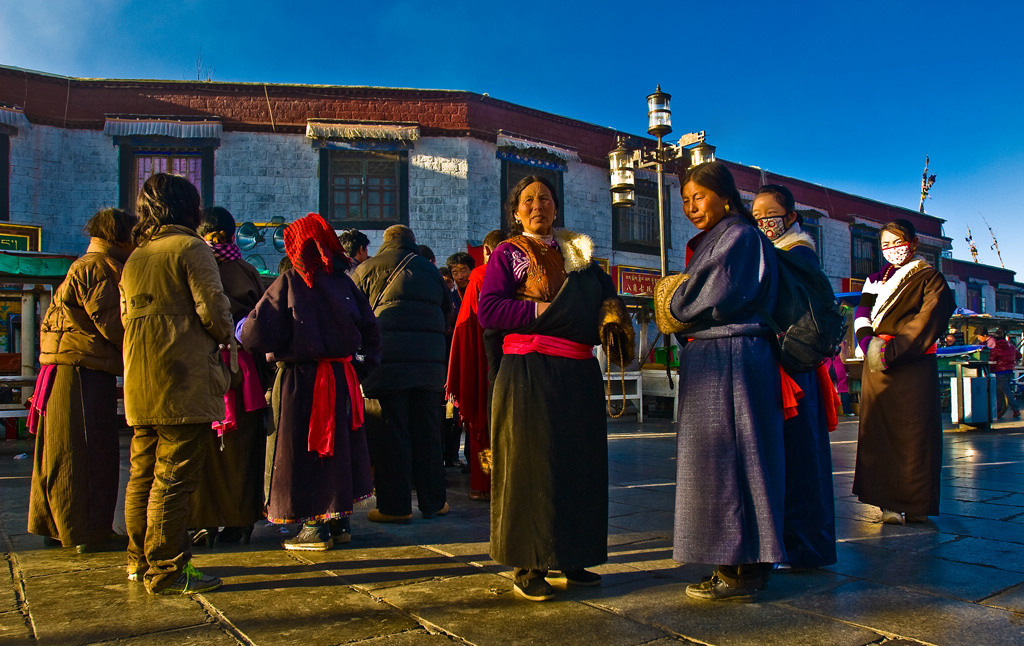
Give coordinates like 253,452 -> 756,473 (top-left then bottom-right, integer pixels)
155,562 -> 222,595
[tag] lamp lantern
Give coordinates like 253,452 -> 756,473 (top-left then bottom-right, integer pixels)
611,188 -> 636,208
608,142 -> 636,194
689,141 -> 716,167
646,85 -> 672,138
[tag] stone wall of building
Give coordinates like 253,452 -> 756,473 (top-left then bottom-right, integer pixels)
409,137 -> 470,261
820,216 -> 851,291
8,123 -> 117,254
215,132 -> 318,223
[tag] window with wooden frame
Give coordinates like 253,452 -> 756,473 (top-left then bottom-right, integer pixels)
319,150 -> 408,228
966,285 -> 983,312
117,139 -> 215,210
851,227 -> 880,279
613,179 -> 668,254
996,291 -> 1014,313
0,133 -> 9,221
797,210 -> 822,263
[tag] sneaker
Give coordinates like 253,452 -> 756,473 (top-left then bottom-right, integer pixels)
685,574 -> 758,603
127,566 -> 146,582
514,570 -> 555,601
154,562 -> 221,595
880,509 -> 905,525
422,503 -> 450,519
548,569 -> 602,586
282,523 -> 333,551
329,518 -> 351,544
1014,410 -> 1021,419
367,509 -> 412,524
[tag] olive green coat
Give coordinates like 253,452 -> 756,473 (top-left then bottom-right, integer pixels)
119,225 -> 234,426
39,239 -> 128,375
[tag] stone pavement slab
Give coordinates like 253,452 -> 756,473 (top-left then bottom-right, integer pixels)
784,579 -> 1024,645
2,417 -> 1024,645
22,566 -> 212,646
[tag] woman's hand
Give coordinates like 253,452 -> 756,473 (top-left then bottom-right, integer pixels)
537,302 -> 550,316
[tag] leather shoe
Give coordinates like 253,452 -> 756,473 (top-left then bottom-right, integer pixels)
367,509 -> 412,524
685,574 -> 758,603
422,503 -> 449,519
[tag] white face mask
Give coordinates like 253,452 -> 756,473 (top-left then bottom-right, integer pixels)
882,243 -> 912,267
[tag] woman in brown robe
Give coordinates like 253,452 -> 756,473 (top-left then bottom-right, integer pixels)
240,212 -> 380,551
28,208 -> 136,551
852,219 -> 955,524
189,206 -> 267,546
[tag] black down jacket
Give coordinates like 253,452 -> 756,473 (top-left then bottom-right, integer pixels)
352,238 -> 451,396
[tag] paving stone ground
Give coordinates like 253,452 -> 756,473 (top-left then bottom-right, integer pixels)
2,415 -> 1023,645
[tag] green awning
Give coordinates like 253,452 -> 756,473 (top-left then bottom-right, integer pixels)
0,251 -> 76,284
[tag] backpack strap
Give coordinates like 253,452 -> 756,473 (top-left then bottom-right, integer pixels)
372,252 -> 418,311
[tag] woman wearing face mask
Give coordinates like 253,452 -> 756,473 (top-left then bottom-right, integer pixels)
660,161 -> 784,603
752,185 -> 837,570
852,220 -> 954,525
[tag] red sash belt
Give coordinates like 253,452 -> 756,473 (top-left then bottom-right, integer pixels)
308,356 -> 364,458
876,334 -> 937,355
503,333 -> 594,360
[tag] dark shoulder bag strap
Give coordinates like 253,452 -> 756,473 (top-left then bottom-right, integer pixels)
372,253 -> 418,311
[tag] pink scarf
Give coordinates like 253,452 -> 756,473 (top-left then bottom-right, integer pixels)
212,348 -> 267,436
27,364 -> 58,434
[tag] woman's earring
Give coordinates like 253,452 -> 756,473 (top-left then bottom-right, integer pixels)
724,203 -> 730,213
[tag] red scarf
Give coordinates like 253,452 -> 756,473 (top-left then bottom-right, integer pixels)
283,213 -> 348,288
308,356 -> 364,458
445,264 -> 490,491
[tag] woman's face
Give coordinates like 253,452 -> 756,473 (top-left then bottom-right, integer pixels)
880,230 -> 917,267
682,180 -> 729,231
752,194 -> 796,241
515,181 -> 556,236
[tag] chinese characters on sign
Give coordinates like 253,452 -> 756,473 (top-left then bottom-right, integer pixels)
615,266 -> 662,297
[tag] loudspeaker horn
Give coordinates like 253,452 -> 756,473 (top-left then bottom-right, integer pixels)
244,254 -> 267,273
236,222 -> 265,251
272,224 -> 287,252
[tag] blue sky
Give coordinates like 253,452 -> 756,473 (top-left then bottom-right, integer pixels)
2,1 -> 1023,273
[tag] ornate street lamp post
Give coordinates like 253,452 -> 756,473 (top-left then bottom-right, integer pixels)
608,85 -> 715,278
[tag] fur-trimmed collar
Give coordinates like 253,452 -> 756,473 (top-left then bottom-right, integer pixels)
553,229 -> 594,273
774,223 -> 816,252
865,257 -> 930,326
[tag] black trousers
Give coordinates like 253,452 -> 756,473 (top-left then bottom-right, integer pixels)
366,389 -> 446,516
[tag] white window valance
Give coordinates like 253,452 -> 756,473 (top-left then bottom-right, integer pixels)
305,120 -> 420,141
496,130 -> 580,162
104,116 -> 222,139
0,106 -> 28,129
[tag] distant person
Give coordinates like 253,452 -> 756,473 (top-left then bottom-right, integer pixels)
28,207 -> 136,552
442,253 -> 477,469
983,327 -> 1021,419
446,230 -> 505,501
853,219 -> 955,525
189,206 -> 268,547
240,213 -> 380,550
121,173 -> 234,595
828,341 -> 852,417
353,225 -> 451,523
446,252 -> 475,299
339,228 -> 371,273
418,244 -> 436,264
478,177 -> 632,601
752,184 -> 836,570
